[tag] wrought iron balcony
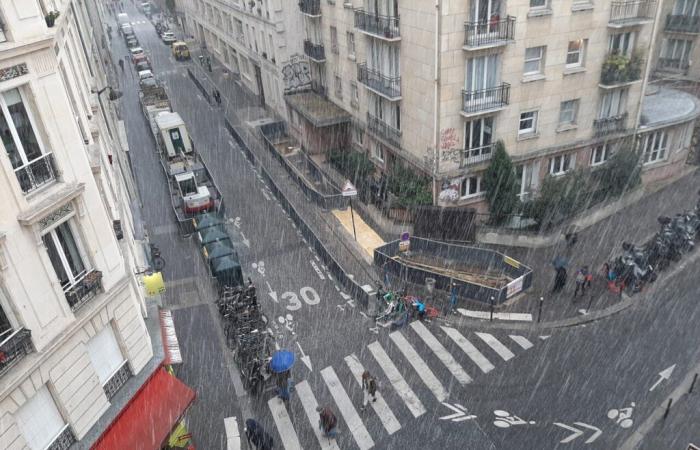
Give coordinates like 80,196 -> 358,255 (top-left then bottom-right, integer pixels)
357,63 -> 401,100
593,112 -> 628,136
461,144 -> 494,167
47,425 -> 76,450
14,152 -> 57,194
354,9 -> 400,40
103,361 -> 132,399
299,0 -> 321,16
64,270 -> 103,313
461,83 -> 510,115
463,16 -> 515,49
0,328 -> 33,378
304,39 -> 326,62
657,57 -> 690,71
367,113 -> 402,147
665,14 -> 700,33
609,0 -> 656,26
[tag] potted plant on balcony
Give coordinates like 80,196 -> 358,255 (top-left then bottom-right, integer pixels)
601,51 -> 643,85
45,11 -> 60,28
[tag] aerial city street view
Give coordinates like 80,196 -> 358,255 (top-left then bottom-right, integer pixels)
1,0 -> 700,449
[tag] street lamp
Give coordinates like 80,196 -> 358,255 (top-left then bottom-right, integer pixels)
94,86 -> 123,101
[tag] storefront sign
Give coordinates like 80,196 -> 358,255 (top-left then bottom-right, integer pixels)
506,276 -> 524,298
143,271 -> 166,296
504,255 -> 521,269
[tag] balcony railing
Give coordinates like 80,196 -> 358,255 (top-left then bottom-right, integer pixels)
462,83 -> 510,115
665,14 -> 700,33
461,144 -> 494,167
47,425 -> 76,450
299,0 -> 321,16
600,53 -> 643,86
0,328 -> 33,378
464,16 -> 515,48
304,39 -> 326,62
657,57 -> 690,71
14,152 -> 57,194
354,9 -> 400,39
609,0 -> 656,25
64,270 -> 103,312
367,113 -> 402,147
593,112 -> 628,136
357,63 -> 401,99
103,361 -> 132,399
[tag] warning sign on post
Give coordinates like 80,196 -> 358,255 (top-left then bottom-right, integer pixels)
399,232 -> 410,252
342,180 -> 358,197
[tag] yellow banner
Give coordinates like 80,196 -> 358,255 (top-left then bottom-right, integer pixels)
503,256 -> 520,269
143,272 -> 166,296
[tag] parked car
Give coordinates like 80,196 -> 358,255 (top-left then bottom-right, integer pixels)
138,70 -> 154,82
171,41 -> 191,61
161,31 -> 176,45
130,47 -> 145,59
139,77 -> 157,89
135,61 -> 151,72
126,36 -> 139,48
133,54 -> 149,66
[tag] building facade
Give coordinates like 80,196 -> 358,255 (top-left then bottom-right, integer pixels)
182,0 -> 304,118
0,0 -> 153,448
652,0 -> 700,81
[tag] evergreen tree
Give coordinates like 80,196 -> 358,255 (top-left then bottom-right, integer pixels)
483,141 -> 519,223
165,0 -> 176,12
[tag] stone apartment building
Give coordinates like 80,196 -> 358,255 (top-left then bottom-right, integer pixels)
182,0 -> 304,117
0,0 -> 156,448
652,0 -> 700,80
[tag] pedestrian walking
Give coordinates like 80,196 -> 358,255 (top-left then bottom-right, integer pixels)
447,282 -> 458,315
213,89 -> 222,105
317,406 -> 338,439
573,268 -> 586,299
583,265 -> 592,290
245,419 -> 274,450
118,58 -> 124,72
552,266 -> 567,293
360,371 -> 378,410
275,370 -> 292,403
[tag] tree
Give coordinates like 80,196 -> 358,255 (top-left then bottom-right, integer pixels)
483,141 -> 519,223
165,0 -> 176,12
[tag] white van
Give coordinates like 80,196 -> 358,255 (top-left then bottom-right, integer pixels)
117,13 -> 129,26
121,23 -> 134,37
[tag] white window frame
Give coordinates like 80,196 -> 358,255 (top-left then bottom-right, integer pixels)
346,32 -> 355,59
609,32 -> 636,56
529,0 -> 548,9
350,81 -> 359,107
42,219 -> 89,291
549,153 -> 574,175
334,75 -> 343,99
464,116 -> 494,158
590,144 -> 611,166
330,26 -> 339,54
566,39 -> 586,68
460,176 -> 484,199
642,131 -> 668,164
87,325 -> 126,386
15,385 -> 67,450
372,142 -> 385,162
599,88 -> 628,119
519,110 -> 538,135
0,87 -> 49,171
559,99 -> 579,125
524,46 -> 545,75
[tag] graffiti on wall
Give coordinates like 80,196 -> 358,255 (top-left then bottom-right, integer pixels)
440,128 -> 459,151
281,54 -> 311,93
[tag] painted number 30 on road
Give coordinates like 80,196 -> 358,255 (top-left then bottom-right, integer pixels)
282,287 -> 320,311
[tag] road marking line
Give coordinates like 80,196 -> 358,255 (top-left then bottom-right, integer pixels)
321,367 -> 375,450
457,309 -> 533,322
389,331 -> 448,402
440,327 -> 495,374
367,341 -> 426,418
410,322 -> 472,386
224,416 -> 241,450
295,380 -> 341,450
474,332 -> 515,361
508,335 -> 534,350
344,354 -> 401,435
267,397 -> 301,450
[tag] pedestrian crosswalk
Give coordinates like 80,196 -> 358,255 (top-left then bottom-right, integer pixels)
266,325 -> 543,449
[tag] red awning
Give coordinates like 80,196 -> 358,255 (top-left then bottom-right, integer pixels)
91,366 -> 196,450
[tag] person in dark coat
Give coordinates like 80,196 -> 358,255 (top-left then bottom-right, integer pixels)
552,266 -> 567,293
245,418 -> 274,449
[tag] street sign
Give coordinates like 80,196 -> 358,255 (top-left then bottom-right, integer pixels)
399,232 -> 410,252
342,180 -> 358,197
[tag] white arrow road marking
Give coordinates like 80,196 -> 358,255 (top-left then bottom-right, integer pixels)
296,342 -> 312,371
539,335 -> 551,340
240,231 -> 250,248
266,281 -> 278,303
554,422 -> 602,444
439,403 -> 477,422
649,364 -> 676,391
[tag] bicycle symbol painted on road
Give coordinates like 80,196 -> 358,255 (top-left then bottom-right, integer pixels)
252,261 -> 265,276
493,410 -> 536,428
607,402 -> 635,428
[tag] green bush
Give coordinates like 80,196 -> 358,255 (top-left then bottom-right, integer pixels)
328,150 -> 375,190
387,163 -> 433,208
483,141 -> 519,224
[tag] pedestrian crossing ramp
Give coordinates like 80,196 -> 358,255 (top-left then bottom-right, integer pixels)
265,322 -> 543,449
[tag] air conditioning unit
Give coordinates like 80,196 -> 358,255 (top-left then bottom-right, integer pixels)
113,220 -> 124,240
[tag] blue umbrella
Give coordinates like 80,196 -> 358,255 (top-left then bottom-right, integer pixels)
270,350 -> 296,373
552,256 -> 569,269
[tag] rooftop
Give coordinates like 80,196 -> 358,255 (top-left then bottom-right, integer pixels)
285,90 -> 351,128
639,86 -> 700,129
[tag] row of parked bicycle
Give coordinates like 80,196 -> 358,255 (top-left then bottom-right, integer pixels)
612,191 -> 700,293
216,281 -> 274,393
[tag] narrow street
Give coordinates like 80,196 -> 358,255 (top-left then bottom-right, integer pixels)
113,6 -> 700,450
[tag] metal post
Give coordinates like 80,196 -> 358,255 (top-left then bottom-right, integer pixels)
689,374 -> 698,394
349,198 -> 357,241
537,296 -> 544,323
489,296 -> 495,321
585,294 -> 595,315
663,398 -> 673,420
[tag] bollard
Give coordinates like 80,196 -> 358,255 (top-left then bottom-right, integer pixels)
489,296 -> 495,321
537,296 -> 544,323
663,398 -> 673,420
585,294 -> 595,314
690,373 -> 698,394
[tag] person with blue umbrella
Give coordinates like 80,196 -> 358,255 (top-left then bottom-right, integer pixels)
270,350 -> 295,403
